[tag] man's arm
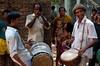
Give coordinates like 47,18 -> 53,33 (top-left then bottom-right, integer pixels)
68,36 -> 74,46
6,35 -> 26,66
39,12 -> 50,28
41,16 -> 49,28
79,23 -> 98,56
84,38 -> 97,50
27,16 -> 37,28
13,54 -> 26,66
79,38 -> 97,56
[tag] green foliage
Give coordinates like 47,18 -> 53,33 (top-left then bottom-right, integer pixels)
51,1 -> 59,6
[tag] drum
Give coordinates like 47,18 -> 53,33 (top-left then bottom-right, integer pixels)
97,49 -> 100,64
60,49 -> 81,66
30,42 -> 53,66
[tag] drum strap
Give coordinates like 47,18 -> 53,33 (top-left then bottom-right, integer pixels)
21,38 -> 34,56
80,19 -> 86,49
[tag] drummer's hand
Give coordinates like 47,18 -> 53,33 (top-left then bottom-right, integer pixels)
27,39 -> 36,45
78,48 -> 86,56
25,44 -> 31,49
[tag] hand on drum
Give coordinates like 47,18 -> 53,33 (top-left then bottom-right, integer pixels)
78,48 -> 86,56
27,38 -> 36,45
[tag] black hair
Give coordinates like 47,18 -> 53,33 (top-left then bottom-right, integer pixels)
2,9 -> 11,15
59,7 -> 66,12
51,6 -> 55,10
7,12 -> 21,24
33,3 -> 42,12
92,9 -> 97,12
66,22 -> 73,33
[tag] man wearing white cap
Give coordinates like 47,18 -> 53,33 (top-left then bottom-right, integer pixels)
70,4 -> 98,66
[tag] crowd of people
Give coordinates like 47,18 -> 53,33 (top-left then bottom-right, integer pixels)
0,2 -> 100,66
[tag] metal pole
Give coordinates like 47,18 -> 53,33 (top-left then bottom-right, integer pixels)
76,0 -> 80,4
64,0 -> 70,14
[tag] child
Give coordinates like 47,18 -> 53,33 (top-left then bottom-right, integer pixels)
54,19 -> 73,66
5,12 -> 32,66
54,19 -> 63,66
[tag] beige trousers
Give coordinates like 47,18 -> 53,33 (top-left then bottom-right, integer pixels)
78,55 -> 89,66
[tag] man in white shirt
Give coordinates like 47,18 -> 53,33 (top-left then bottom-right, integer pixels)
25,3 -> 50,44
5,12 -> 32,66
70,4 -> 98,66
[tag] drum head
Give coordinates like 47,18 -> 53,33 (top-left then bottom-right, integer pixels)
32,53 -> 53,66
60,49 -> 78,62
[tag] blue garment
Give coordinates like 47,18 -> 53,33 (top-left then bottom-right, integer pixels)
0,20 -> 8,39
